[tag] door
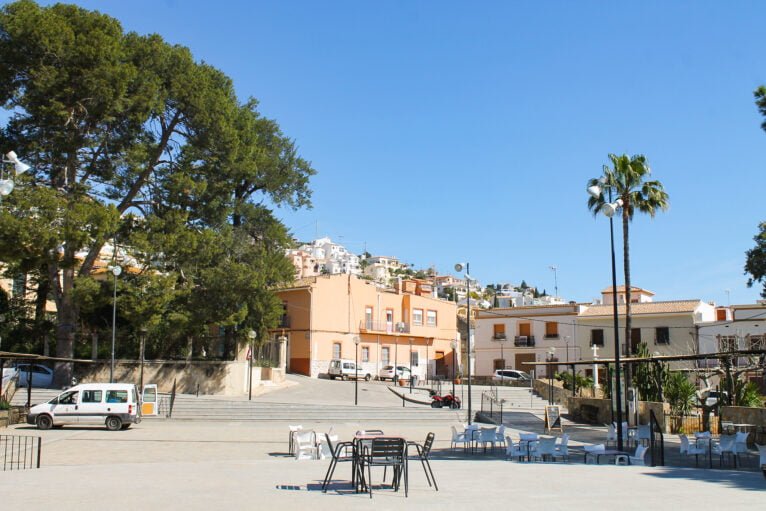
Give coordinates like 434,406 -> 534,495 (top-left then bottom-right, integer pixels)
514,353 -> 536,378
78,388 -> 105,424
434,351 -> 446,376
630,328 -> 641,355
51,390 -> 80,425
142,384 -> 158,416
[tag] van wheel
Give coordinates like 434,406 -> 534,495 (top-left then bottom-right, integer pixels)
105,416 -> 122,431
36,414 -> 53,430
342,374 -> 349,381
364,374 -> 371,381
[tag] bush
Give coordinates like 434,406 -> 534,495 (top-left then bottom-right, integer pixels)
664,372 -> 696,416
0,397 -> 10,411
556,372 -> 594,393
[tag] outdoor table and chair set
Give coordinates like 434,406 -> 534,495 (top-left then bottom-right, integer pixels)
287,425 -> 438,498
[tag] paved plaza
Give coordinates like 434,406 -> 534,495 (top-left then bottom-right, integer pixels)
1,376 -> 764,509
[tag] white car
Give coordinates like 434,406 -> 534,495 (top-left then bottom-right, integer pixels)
492,369 -> 531,382
378,365 -> 411,382
327,359 -> 371,381
14,364 -> 54,388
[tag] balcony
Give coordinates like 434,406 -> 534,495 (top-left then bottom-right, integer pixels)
492,333 -> 507,341
543,334 -> 560,340
514,335 -> 535,347
359,320 -> 411,334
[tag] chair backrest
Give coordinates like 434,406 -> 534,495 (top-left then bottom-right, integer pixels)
496,425 -> 506,437
451,425 -> 459,439
295,430 -> 316,446
479,427 -> 497,441
368,437 -> 405,460
633,444 -> 648,461
679,434 -> 690,452
324,433 -> 337,459
558,434 -> 569,447
289,424 -> 303,432
358,429 -> 385,436
735,431 -> 749,444
607,424 -> 617,440
695,431 -> 711,439
756,444 -> 766,465
537,436 -> 557,454
421,432 -> 436,458
719,435 -> 736,450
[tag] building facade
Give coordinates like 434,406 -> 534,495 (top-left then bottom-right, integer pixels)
273,274 -> 459,380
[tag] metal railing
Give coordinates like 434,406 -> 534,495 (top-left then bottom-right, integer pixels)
1,434 -> 41,471
359,320 -> 411,333
480,389 -> 505,425
649,409 -> 664,467
514,336 -> 535,347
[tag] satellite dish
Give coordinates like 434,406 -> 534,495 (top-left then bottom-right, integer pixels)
454,263 -> 464,272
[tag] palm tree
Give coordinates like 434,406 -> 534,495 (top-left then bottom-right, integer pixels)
587,153 -> 669,358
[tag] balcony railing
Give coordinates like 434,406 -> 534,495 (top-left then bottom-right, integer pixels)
543,334 -> 559,340
514,335 -> 535,347
492,333 -> 507,341
359,320 -> 411,334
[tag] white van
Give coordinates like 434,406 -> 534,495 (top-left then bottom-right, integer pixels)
327,359 -> 371,381
27,383 -> 142,431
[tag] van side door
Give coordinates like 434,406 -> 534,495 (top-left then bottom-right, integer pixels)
78,389 -> 105,424
141,384 -> 158,416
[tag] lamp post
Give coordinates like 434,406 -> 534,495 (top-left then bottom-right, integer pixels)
395,322 -> 405,386
547,347 -> 556,405
354,336 -> 360,405
108,263 -> 122,383
549,265 -> 558,298
139,326 -> 148,390
455,262 -> 473,424
499,333 -> 507,369
451,339 -> 457,397
247,329 -> 256,401
408,337 -> 413,393
587,179 -> 624,452
0,151 -> 31,199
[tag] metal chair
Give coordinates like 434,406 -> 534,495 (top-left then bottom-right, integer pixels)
407,432 -> 438,490
362,437 -> 407,498
321,433 -> 356,492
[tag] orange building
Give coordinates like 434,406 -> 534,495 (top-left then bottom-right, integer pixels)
274,274 -> 459,380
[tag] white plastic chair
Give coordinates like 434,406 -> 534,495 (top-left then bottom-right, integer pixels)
478,426 -> 498,452
755,444 -> 766,469
584,443 -> 605,464
554,434 -> 569,461
294,430 -> 318,460
734,431 -> 750,457
679,435 -> 707,466
630,444 -> 648,465
506,436 -> 527,461
713,435 -> 738,467
495,425 -> 507,448
450,425 -> 470,450
288,424 -> 303,455
530,436 -> 558,462
606,424 -> 617,447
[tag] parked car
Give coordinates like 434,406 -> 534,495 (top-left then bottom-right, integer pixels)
327,359 -> 371,381
378,365 -> 411,382
14,363 -> 54,388
492,369 -> 531,382
697,390 -> 728,407
26,383 -> 142,431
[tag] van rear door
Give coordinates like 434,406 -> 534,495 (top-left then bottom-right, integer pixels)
141,384 -> 158,416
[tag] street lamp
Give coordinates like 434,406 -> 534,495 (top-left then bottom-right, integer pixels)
547,347 -> 556,405
549,265 -> 558,298
247,329 -> 256,400
139,326 -> 148,390
588,179 -> 624,452
408,337 -> 414,393
1,151 -> 31,198
450,339 -> 457,398
455,261 -> 473,424
499,332 -> 507,369
108,263 -> 122,383
354,336 -> 361,405
395,322 -> 405,386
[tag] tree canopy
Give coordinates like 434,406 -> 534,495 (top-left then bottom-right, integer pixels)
0,1 -> 314,379
745,222 -> 766,298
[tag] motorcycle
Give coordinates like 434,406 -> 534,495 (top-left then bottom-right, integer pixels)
430,392 -> 461,409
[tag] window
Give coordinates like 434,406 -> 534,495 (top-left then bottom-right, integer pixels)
591,329 -> 604,347
493,324 -> 507,340
381,347 -> 390,364
655,327 -> 670,344
716,309 -> 727,321
544,322 -> 559,339
719,336 -> 737,352
426,310 -> 437,327
413,308 -> 424,326
411,351 -> 419,367
361,346 -> 370,362
365,306 -> 373,329
386,309 -> 394,331
333,343 -> 341,359
106,390 -> 128,403
82,390 -> 102,403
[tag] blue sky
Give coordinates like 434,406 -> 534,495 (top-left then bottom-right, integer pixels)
30,0 -> 766,305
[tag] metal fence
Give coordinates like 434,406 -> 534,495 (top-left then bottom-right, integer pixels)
254,341 -> 281,368
1,434 -> 41,471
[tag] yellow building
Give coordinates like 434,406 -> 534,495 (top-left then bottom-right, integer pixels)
274,274 -> 459,380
